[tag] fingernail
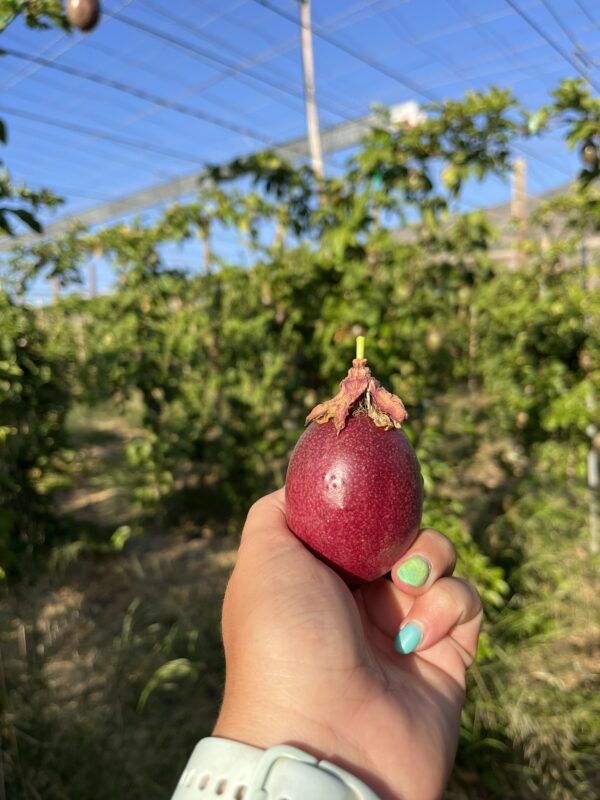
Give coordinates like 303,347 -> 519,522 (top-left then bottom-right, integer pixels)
396,556 -> 430,587
395,623 -> 422,654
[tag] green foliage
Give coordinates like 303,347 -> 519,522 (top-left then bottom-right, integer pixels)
550,79 -> 600,188
453,442 -> 599,800
8,223 -> 89,291
0,0 -> 68,32
0,2 -> 65,238
138,657 -> 198,712
0,290 -> 69,576
1,79 -> 599,798
0,166 -> 62,238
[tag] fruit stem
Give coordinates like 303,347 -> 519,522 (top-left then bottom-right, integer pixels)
356,335 -> 365,360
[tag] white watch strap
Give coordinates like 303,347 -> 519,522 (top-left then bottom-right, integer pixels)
170,737 -> 381,800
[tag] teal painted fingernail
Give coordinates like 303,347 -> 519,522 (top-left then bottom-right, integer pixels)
396,556 -> 430,587
395,623 -> 422,654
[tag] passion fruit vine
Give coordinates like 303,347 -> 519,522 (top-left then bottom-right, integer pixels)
286,337 -> 424,584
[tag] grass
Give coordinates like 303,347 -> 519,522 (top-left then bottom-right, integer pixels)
1,404 -> 598,799
0,402 -> 235,800
1,514 -> 234,799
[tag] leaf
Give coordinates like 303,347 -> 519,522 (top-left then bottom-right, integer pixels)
11,208 -> 43,233
0,210 -> 14,236
138,658 -> 198,712
0,118 -> 6,144
110,525 -> 134,551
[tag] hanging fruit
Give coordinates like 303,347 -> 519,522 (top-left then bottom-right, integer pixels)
580,138 -> 598,168
66,0 -> 101,32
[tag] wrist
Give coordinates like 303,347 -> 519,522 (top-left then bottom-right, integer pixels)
212,694 -> 397,800
213,695 -> 328,762
172,737 -> 384,800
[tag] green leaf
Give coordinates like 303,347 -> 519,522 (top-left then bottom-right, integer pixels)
138,658 -> 198,712
11,208 -> 43,233
0,210 -> 14,236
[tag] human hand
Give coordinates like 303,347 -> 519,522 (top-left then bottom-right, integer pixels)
213,489 -> 482,800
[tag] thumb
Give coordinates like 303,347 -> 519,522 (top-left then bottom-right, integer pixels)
239,488 -> 304,560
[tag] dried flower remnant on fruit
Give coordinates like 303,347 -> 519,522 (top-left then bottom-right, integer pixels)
306,337 -> 408,434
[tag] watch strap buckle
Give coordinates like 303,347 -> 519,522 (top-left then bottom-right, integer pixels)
246,744 -> 318,798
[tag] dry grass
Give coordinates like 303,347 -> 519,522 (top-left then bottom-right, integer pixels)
1,409 -> 237,799
1,522 -> 237,800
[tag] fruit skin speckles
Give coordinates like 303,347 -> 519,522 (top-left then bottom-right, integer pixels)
285,415 -> 424,584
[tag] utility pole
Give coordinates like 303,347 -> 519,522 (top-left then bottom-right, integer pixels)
87,259 -> 97,298
51,275 -> 60,303
511,157 -> 527,269
588,424 -> 599,554
201,231 -> 211,275
583,233 -> 599,553
299,0 -> 324,182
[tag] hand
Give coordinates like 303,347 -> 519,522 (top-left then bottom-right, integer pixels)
213,489 -> 482,800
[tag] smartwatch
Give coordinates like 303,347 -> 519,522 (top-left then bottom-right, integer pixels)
170,737 -> 382,799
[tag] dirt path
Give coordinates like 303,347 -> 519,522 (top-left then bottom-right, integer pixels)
0,411 -> 238,800
55,415 -> 142,528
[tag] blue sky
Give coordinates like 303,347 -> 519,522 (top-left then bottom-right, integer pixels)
1,0 -> 599,300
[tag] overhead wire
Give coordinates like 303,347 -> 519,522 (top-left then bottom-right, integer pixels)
539,0 -> 594,69
1,28 -> 208,185
46,186 -> 113,201
416,29 -> 600,94
573,0 -> 597,28
252,0 -> 439,102
502,0 -> 600,92
84,1 -> 385,146
1,0 -> 135,92
384,6 -> 576,180
400,0 -> 599,179
443,0 -> 555,86
111,9 -> 356,122
384,3 -> 521,50
5,71 -> 324,185
255,0 -> 575,117
4,51 -> 257,147
154,0 -> 251,30
1,30 -> 71,91
0,0 -> 580,222
0,3 -> 580,278
292,0 -> 596,100
0,0 -> 406,187
3,0 -> 584,130
3,0 -> 561,167
2,0 -> 394,178
1,41 -> 336,193
1,46 -> 275,144
6,135 -> 178,186
136,0 -> 400,117
81,38 -> 207,90
5,0 -> 290,143
0,104 -> 207,164
4,23 -> 239,150
3,70 -> 194,142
